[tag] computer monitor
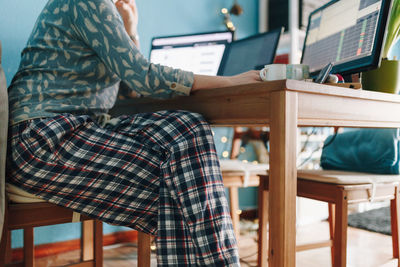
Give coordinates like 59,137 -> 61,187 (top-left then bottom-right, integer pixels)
301,0 -> 392,77
217,28 -> 283,76
149,31 -> 233,76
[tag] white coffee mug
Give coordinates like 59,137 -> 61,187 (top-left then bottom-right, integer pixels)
259,64 -> 310,81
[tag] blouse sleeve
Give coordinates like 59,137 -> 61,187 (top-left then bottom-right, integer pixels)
68,0 -> 194,98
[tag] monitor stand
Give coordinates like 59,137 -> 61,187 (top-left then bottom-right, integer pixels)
342,73 -> 361,83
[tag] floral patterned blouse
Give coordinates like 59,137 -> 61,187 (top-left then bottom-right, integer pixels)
8,0 -> 194,125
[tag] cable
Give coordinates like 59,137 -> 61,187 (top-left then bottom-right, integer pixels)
240,251 -> 258,260
322,131 -> 338,149
299,127 -> 318,153
297,145 -> 323,169
297,127 -> 336,168
239,258 -> 258,267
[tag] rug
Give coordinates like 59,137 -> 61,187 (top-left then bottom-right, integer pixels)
348,206 -> 391,235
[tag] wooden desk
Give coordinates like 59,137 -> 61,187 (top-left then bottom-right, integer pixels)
110,79 -> 400,267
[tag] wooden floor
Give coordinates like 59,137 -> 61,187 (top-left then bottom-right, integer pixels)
34,221 -> 399,267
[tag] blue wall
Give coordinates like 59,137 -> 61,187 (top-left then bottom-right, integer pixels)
0,0 -> 259,247
389,38 -> 400,60
0,0 -> 258,84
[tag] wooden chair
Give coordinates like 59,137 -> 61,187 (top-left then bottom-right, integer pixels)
220,127 -> 269,238
258,169 -> 400,267
0,41 -> 152,267
0,40 -> 103,267
0,198 -> 104,267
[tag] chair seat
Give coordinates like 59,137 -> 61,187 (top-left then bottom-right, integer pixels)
6,183 -> 45,203
219,159 -> 269,187
298,169 -> 400,185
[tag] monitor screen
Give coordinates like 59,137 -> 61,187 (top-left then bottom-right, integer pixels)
301,0 -> 392,76
217,28 -> 282,76
149,31 -> 233,76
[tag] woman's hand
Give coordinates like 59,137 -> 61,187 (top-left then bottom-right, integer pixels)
229,70 -> 262,86
191,70 -> 262,92
115,0 -> 140,46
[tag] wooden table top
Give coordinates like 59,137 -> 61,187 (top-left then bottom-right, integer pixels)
110,79 -> 400,128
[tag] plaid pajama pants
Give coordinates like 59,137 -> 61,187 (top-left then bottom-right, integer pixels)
7,110 -> 239,266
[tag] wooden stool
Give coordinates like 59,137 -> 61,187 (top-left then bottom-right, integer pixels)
220,159 -> 268,237
258,169 -> 400,267
220,127 -> 269,238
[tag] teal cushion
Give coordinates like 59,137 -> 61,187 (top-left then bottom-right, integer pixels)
320,128 -> 400,174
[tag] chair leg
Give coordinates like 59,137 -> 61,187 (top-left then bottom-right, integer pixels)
81,220 -> 103,266
23,227 -> 35,267
5,231 -> 12,264
328,203 -> 335,267
333,191 -> 348,267
81,220 -> 94,261
228,186 -> 240,239
94,220 -> 103,267
1,201 -> 12,265
0,226 -> 11,265
390,186 -> 400,266
138,232 -> 151,267
257,175 -> 269,267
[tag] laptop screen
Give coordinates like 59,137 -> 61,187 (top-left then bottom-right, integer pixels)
217,28 -> 282,76
149,31 -> 233,76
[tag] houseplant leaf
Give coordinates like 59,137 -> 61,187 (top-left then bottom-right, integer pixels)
383,0 -> 400,59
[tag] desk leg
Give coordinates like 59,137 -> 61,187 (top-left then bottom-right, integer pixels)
259,91 -> 298,267
258,175 -> 269,267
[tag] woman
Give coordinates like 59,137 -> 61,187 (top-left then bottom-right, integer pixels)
7,0 -> 261,266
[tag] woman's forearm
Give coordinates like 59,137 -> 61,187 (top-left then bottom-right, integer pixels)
191,71 -> 262,93
191,75 -> 233,91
